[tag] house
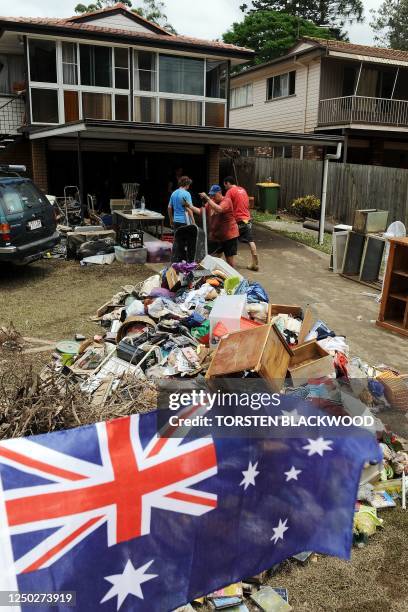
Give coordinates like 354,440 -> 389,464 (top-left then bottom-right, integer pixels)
230,37 -> 408,168
0,8 -> 343,210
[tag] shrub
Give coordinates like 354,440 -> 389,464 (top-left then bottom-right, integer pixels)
291,195 -> 321,220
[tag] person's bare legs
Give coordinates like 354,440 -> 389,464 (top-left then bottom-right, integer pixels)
247,241 -> 259,271
226,255 -> 236,268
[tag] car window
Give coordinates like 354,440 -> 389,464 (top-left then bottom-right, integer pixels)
0,181 -> 47,214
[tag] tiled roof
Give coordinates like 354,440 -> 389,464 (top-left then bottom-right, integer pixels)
0,8 -> 254,57
303,37 -> 408,62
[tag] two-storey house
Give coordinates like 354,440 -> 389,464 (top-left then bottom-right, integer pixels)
230,37 -> 408,168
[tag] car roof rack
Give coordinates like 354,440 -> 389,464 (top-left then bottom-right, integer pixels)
0,164 -> 26,173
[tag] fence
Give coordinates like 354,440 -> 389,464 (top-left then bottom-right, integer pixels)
220,156 -> 408,225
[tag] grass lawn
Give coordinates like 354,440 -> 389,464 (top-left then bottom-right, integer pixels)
0,259 -> 150,341
277,229 -> 332,255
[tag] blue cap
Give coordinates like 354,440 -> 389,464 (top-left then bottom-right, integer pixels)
208,184 -> 222,196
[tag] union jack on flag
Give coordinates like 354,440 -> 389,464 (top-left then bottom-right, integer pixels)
0,398 -> 380,611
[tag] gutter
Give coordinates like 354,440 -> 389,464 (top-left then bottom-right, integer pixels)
319,143 -> 342,245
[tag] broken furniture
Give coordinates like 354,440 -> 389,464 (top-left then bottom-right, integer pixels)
206,324 -> 291,392
377,237 -> 408,337
288,340 -> 333,385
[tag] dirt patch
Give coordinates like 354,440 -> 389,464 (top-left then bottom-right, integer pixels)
0,259 -> 150,340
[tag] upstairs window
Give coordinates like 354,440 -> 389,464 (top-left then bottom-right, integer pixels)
231,84 -> 253,109
114,47 -> 129,89
267,71 -> 296,100
29,39 -> 57,83
206,60 -> 227,99
80,44 -> 112,88
134,51 -> 156,92
159,55 -> 204,96
62,42 -> 78,85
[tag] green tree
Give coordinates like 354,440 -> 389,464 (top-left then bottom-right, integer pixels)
370,0 -> 408,50
240,0 -> 364,39
223,10 -> 332,65
74,0 -> 176,33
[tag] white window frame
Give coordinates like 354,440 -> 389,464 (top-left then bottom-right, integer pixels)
266,70 -> 296,102
27,35 -> 227,127
133,50 -> 227,126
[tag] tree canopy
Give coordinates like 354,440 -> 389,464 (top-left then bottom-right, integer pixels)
223,10 -> 332,66
370,0 -> 408,50
239,0 -> 364,39
74,0 -> 176,33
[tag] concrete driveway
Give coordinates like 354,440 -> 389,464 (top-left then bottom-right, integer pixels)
236,226 -> 407,373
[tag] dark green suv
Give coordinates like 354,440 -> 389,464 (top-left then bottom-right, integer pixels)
0,165 -> 59,264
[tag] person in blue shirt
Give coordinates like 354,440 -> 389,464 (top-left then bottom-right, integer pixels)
168,176 -> 194,229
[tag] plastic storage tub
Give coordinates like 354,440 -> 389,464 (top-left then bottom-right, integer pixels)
114,245 -> 147,264
145,240 -> 172,263
209,295 -> 247,343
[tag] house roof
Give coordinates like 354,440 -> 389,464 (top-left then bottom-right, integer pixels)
301,37 -> 408,63
66,2 -> 172,36
0,4 -> 254,60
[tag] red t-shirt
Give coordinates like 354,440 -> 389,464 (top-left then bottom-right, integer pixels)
228,185 -> 250,222
204,196 -> 239,242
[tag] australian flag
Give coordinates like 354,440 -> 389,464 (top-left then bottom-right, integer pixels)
0,399 -> 381,611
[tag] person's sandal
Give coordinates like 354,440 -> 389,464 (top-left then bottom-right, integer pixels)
247,263 -> 259,272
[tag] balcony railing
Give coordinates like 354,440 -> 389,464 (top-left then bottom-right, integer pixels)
318,95 -> 408,128
0,96 -> 25,134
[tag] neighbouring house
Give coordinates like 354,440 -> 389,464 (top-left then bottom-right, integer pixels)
0,8 -> 342,212
230,37 -> 408,168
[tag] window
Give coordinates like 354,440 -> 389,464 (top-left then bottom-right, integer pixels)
29,40 -> 57,83
266,71 -> 296,100
80,44 -> 112,88
82,92 -> 112,119
205,102 -> 225,127
31,88 -> 59,123
206,60 -> 227,98
159,98 -> 202,126
114,48 -> 129,89
134,96 -> 156,122
230,84 -> 252,109
64,90 -> 79,122
0,55 -> 25,94
115,94 -> 129,120
134,51 -> 156,92
159,55 -> 204,96
62,42 -> 78,85
342,66 -> 356,96
0,182 -> 47,214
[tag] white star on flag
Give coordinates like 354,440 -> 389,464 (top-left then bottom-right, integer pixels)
303,437 -> 333,457
284,466 -> 302,481
240,461 -> 259,490
271,518 -> 289,544
101,559 -> 157,610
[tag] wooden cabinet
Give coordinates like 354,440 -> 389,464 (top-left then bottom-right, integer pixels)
377,237 -> 408,337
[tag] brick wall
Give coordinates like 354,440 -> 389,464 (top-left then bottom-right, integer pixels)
304,145 -> 323,161
208,145 -> 220,185
31,140 -> 48,192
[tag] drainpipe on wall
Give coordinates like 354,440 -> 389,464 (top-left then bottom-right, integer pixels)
319,142 -> 342,245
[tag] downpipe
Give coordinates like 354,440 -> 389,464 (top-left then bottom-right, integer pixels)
319,142 -> 343,245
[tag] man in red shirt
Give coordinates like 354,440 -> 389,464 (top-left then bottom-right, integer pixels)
223,176 -> 259,271
189,184 -> 239,268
